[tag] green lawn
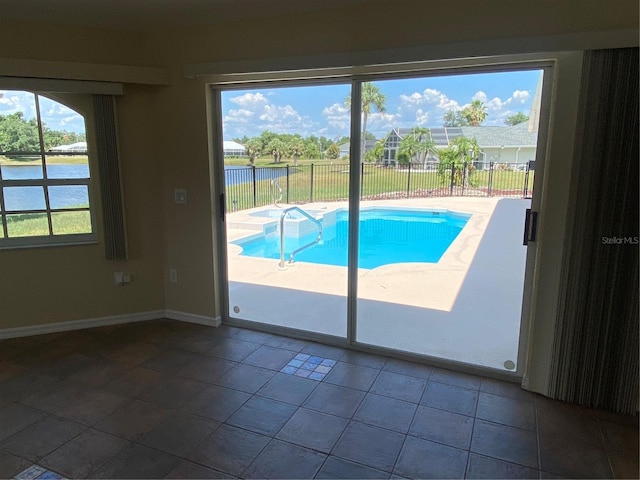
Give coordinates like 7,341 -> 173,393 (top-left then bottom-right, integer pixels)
2,211 -> 92,238
224,162 -> 534,211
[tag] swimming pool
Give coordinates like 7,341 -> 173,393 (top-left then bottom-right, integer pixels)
233,207 -> 471,269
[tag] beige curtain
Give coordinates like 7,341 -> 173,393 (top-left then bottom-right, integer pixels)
549,48 -> 638,414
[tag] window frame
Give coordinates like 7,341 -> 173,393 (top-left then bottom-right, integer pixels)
0,91 -> 97,249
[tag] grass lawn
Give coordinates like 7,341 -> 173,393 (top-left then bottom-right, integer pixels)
2,211 -> 92,238
224,159 -> 534,211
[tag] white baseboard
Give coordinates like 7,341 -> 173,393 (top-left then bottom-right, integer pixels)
0,309 -> 221,339
165,310 -> 221,328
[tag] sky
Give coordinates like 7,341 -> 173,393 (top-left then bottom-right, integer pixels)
222,69 -> 543,141
0,90 -> 86,134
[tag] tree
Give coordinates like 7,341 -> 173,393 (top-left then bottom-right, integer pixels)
244,137 -> 263,165
326,142 -> 340,160
460,100 -> 488,126
287,139 -> 304,166
345,82 -> 387,162
267,138 -> 286,163
505,112 -> 529,126
437,136 -> 481,186
443,110 -> 467,127
0,112 -> 40,152
365,139 -> 385,163
399,127 -> 437,165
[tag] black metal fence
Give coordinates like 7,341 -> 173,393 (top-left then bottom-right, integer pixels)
224,161 -> 534,212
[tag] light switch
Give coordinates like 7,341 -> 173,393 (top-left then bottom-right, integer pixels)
174,188 -> 187,204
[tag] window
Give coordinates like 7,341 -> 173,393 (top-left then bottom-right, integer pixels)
0,90 -> 96,247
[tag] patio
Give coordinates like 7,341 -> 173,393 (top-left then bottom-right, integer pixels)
225,197 -> 530,371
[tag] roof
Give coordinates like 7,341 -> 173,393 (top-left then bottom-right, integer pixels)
461,122 -> 537,147
385,123 -> 536,149
223,141 -> 245,150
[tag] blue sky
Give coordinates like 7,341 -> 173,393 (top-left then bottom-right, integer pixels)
222,69 -> 542,141
0,90 -> 86,134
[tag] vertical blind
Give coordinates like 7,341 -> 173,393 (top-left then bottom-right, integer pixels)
93,94 -> 128,260
549,48 -> 639,414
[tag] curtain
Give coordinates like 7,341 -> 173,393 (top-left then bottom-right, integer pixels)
549,48 -> 639,414
93,94 -> 128,260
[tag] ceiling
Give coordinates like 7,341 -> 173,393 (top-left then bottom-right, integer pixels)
0,0 -> 373,33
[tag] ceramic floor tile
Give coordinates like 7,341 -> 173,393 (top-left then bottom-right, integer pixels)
243,439 -> 326,479
383,358 -> 433,380
315,456 -> 389,479
538,432 -> 612,479
476,392 -> 536,431
215,364 -> 275,393
1,416 -> 86,462
256,372 -> 318,405
276,408 -> 348,453
188,424 -> 270,476
353,393 -> 417,433
165,460 -> 236,479
303,383 -> 366,418
0,403 -> 48,442
470,419 -> 538,470
139,411 -> 219,457
95,399 -> 167,441
137,374 -> 209,409
466,453 -> 539,479
39,428 -> 129,478
323,362 -> 380,391
0,451 -> 31,479
332,421 -> 404,473
430,368 -> 482,390
409,405 -> 474,450
226,396 -> 297,436
394,435 -> 468,479
370,370 -> 427,403
181,384 -> 251,422
56,390 -> 129,426
242,345 -> 297,371
91,443 -> 181,479
421,381 -> 478,417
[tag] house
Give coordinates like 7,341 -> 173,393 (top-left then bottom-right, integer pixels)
337,138 -> 377,159
222,140 -> 246,157
0,1 -> 637,478
381,123 -> 537,168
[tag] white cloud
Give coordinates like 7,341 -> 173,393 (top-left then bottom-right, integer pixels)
512,90 -> 530,103
229,92 -> 268,107
322,102 -> 350,131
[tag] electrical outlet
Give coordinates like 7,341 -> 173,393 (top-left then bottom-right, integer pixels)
169,268 -> 178,283
174,189 -> 187,204
114,271 -> 123,285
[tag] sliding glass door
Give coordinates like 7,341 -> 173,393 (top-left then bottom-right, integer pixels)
218,83 -> 351,338
213,64 -> 547,374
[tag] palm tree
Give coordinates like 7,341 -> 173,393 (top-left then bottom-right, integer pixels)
461,100 -> 488,126
345,82 -> 387,162
244,137 -> 262,165
399,127 -> 438,165
287,140 -> 304,166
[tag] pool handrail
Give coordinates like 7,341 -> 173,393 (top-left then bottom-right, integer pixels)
270,179 -> 283,207
279,206 -> 323,269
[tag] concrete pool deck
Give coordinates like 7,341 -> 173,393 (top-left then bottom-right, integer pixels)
225,197 -> 530,371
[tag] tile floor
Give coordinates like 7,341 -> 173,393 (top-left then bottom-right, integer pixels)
0,319 -> 637,479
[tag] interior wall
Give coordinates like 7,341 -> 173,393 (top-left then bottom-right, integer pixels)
0,87 -> 165,330
0,1 -> 638,334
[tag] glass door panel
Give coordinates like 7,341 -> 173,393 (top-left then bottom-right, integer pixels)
221,83 -> 351,337
354,70 -> 543,371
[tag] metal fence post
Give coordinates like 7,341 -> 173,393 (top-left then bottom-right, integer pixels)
488,162 -> 494,196
252,165 -> 257,207
523,162 -> 530,198
407,162 -> 412,197
310,163 -> 314,203
462,162 -> 467,196
360,162 -> 365,199
286,165 -> 290,204
449,162 -> 455,196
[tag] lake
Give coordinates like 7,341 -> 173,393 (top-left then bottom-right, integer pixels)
1,164 -> 288,210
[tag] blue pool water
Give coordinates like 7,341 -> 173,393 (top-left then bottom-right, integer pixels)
233,208 -> 471,269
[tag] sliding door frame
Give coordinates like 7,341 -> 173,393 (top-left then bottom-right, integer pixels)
210,56 -> 557,381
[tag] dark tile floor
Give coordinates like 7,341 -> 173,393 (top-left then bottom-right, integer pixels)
0,319 -> 637,479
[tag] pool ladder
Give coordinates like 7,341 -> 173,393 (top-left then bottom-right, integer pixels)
279,206 -> 323,269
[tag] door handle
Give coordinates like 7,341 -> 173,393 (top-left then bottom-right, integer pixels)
523,208 -> 538,245
219,193 -> 225,222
